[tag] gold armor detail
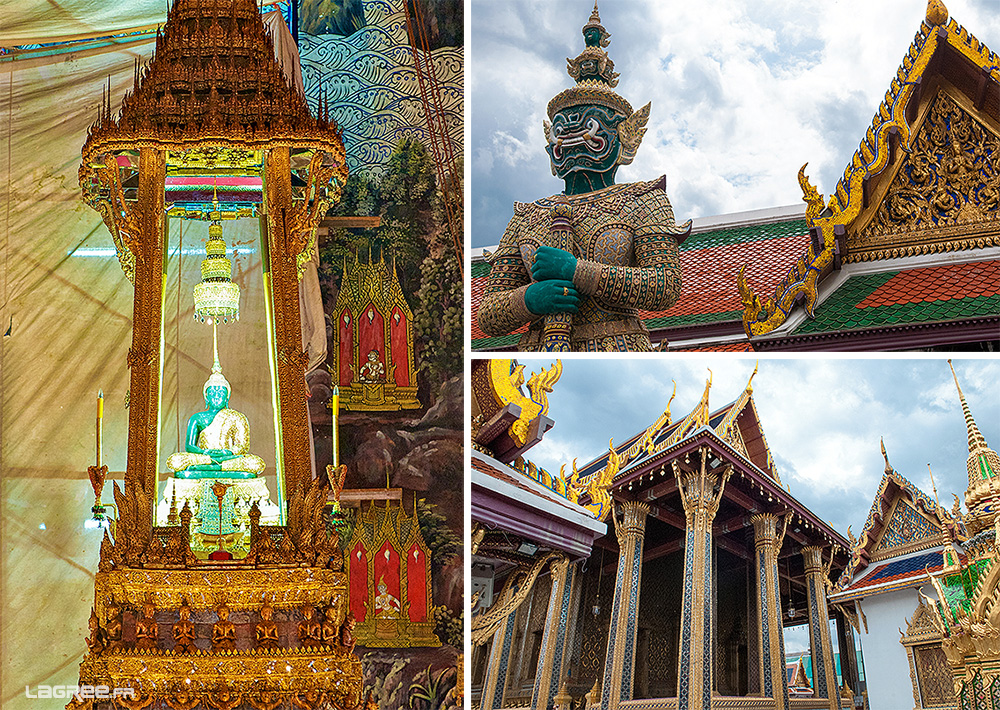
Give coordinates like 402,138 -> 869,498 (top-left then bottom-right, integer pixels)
478,178 -> 688,351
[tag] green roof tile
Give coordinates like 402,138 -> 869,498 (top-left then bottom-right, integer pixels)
794,270 -> 1000,334
472,333 -> 522,349
472,260 -> 491,279
644,309 -> 743,330
680,219 -> 808,252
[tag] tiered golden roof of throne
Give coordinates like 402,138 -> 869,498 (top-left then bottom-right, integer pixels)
70,0 -> 363,707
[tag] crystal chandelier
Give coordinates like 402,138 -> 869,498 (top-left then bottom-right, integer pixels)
193,218 -> 240,324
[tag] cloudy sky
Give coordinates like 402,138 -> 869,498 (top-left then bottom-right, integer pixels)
469,0 -> 1000,247
506,356 -> 999,652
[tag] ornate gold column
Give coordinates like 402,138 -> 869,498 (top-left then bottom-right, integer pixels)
263,146 -> 312,500
751,513 -> 790,710
600,501 -> 650,710
674,456 -> 731,710
125,146 -> 166,504
803,546 -> 839,710
531,556 -> 577,710
479,604 -> 518,710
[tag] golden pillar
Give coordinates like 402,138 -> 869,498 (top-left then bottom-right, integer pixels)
530,556 -> 576,710
479,603 -> 518,710
674,456 -> 731,710
803,546 -> 839,710
600,501 -> 650,710
751,513 -> 790,710
125,146 -> 167,505
262,146 -> 313,501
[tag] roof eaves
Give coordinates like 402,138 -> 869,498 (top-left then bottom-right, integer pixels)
738,14 -> 1000,341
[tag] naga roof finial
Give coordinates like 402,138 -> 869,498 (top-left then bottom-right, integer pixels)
880,437 -> 893,475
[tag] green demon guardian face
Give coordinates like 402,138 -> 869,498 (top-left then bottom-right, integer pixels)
540,2 -> 651,195
545,104 -> 625,181
544,101 -> 650,195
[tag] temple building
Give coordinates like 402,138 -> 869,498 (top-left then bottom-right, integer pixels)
471,0 -> 1000,352
471,359 -> 860,710
344,493 -> 440,648
829,446 -> 964,709
332,253 -> 421,411
831,360 -> 999,708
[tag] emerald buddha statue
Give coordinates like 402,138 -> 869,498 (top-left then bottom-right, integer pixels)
477,2 -> 690,352
159,325 -> 278,540
166,355 -> 265,479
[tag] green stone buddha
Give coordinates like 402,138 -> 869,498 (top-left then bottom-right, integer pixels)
477,2 -> 689,352
166,355 -> 265,479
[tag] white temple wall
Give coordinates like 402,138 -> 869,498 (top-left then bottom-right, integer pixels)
857,589 -> 931,710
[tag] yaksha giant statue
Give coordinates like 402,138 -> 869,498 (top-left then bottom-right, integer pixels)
477,3 -> 689,351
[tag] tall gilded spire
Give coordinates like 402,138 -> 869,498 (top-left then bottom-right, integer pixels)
564,2 -> 620,89
949,359 -> 998,484
949,360 -> 1000,536
582,2 -> 611,48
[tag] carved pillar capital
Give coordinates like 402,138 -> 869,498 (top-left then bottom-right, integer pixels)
674,455 -> 732,527
549,554 -> 572,584
751,513 -> 778,543
802,545 -> 826,573
616,500 -> 650,537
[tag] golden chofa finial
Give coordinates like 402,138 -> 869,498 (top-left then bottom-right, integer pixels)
926,0 -> 948,27
880,437 -> 893,475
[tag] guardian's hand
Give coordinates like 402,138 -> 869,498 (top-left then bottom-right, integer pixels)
531,245 -> 577,282
525,279 -> 580,315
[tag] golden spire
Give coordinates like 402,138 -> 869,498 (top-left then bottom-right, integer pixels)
928,463 -> 962,572
949,359 -> 1000,487
926,0 -> 948,27
583,1 -> 611,48
927,462 -> 941,507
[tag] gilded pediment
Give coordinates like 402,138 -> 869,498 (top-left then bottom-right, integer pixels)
851,90 -> 1000,260
872,497 -> 942,558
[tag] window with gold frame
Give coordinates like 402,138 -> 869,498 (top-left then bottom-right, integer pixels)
912,644 -> 954,708
900,598 -> 957,710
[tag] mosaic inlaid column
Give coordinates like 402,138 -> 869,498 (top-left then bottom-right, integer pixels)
836,612 -> 859,695
675,459 -> 732,710
600,501 -> 650,710
803,545 -> 839,710
480,603 -> 518,710
752,513 -> 790,710
531,556 -> 577,710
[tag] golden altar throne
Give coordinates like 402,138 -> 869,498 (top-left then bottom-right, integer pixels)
69,0 -> 366,707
